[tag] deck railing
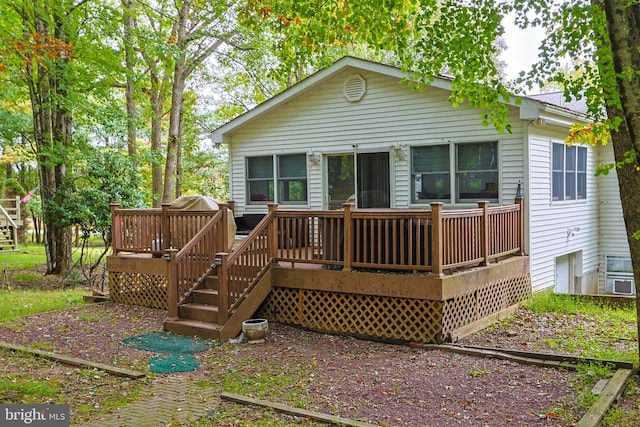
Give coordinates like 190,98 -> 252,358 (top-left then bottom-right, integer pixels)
216,212 -> 273,324
270,199 -> 524,275
166,207 -> 229,319
110,203 -> 219,256
111,198 -> 524,330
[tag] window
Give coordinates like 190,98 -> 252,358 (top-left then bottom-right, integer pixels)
552,143 -> 587,201
247,154 -> 307,204
412,144 -> 450,201
247,156 -> 274,202
278,154 -> 307,203
456,142 -> 498,202
412,141 -> 498,203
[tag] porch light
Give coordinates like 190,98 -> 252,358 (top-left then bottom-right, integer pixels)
307,151 -> 321,167
214,257 -> 223,266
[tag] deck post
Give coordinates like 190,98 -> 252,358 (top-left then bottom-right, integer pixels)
515,197 -> 525,256
217,252 -> 230,324
15,196 -> 20,225
110,203 -> 120,255
166,249 -> 179,320
161,203 -> 171,251
342,203 -> 354,272
227,200 -> 235,213
430,202 -> 444,276
478,201 -> 490,266
220,203 -> 229,252
268,204 -> 279,259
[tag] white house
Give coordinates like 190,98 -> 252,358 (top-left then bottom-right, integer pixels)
211,56 -> 632,296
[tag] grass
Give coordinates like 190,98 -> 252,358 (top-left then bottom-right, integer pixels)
0,288 -> 86,321
0,244 -> 47,270
523,292 -> 640,427
523,291 -> 638,364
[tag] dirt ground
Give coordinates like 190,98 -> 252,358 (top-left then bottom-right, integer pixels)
0,301 -> 638,426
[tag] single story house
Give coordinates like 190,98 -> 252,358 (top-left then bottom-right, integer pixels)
211,56 -> 633,297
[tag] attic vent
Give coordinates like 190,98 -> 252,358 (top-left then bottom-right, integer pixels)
343,74 -> 366,102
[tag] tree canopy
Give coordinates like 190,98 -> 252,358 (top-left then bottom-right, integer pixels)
1,1 -> 639,355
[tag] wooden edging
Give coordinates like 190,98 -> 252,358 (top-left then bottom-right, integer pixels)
575,368 -> 634,427
220,392 -> 377,427
422,343 -> 635,371
0,341 -> 145,379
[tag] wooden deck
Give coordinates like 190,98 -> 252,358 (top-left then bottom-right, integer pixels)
107,200 -> 531,343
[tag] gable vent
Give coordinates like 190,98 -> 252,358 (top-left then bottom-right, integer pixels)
343,74 -> 367,102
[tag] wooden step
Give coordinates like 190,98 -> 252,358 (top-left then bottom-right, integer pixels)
203,275 -> 219,290
164,319 -> 222,340
190,288 -> 219,305
178,303 -> 219,323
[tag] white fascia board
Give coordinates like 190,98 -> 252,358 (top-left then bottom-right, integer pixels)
538,105 -> 588,128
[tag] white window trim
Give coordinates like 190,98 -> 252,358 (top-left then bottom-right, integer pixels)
550,142 -> 587,204
410,140 -> 500,206
246,154 -> 309,206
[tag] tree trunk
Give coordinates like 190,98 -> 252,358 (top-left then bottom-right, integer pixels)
123,0 -> 137,156
26,2 -> 73,276
162,0 -> 190,204
600,0 -> 640,361
150,88 -> 164,207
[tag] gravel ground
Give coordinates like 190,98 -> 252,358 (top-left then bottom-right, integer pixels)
0,302 -> 638,426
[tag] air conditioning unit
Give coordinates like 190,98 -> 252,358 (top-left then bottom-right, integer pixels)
612,278 -> 635,295
605,255 -> 635,295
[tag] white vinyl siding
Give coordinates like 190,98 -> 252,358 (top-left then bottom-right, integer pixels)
527,131 -> 599,293
228,68 -> 525,213
596,144 -> 630,292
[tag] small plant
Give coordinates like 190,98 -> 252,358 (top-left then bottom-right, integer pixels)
470,366 -> 488,378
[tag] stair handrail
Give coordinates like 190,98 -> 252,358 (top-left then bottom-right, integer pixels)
166,206 -> 229,319
0,204 -> 18,230
0,204 -> 18,250
217,206 -> 276,324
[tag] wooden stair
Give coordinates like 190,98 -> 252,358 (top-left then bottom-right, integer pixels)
0,225 -> 17,251
164,262 -> 273,342
165,275 -> 223,340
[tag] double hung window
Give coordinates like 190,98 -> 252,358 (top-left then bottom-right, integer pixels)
247,154 -> 307,203
552,143 -> 587,201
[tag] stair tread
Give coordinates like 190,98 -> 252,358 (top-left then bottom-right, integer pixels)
182,302 -> 219,311
165,318 -> 221,330
193,289 -> 218,294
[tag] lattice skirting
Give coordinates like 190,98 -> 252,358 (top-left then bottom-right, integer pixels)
257,287 -> 445,343
257,273 -> 531,344
109,271 -> 168,309
442,273 -> 532,339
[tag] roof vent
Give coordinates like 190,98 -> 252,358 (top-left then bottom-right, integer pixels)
343,74 -> 366,102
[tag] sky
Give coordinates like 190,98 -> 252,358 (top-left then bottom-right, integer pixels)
500,15 -> 546,82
